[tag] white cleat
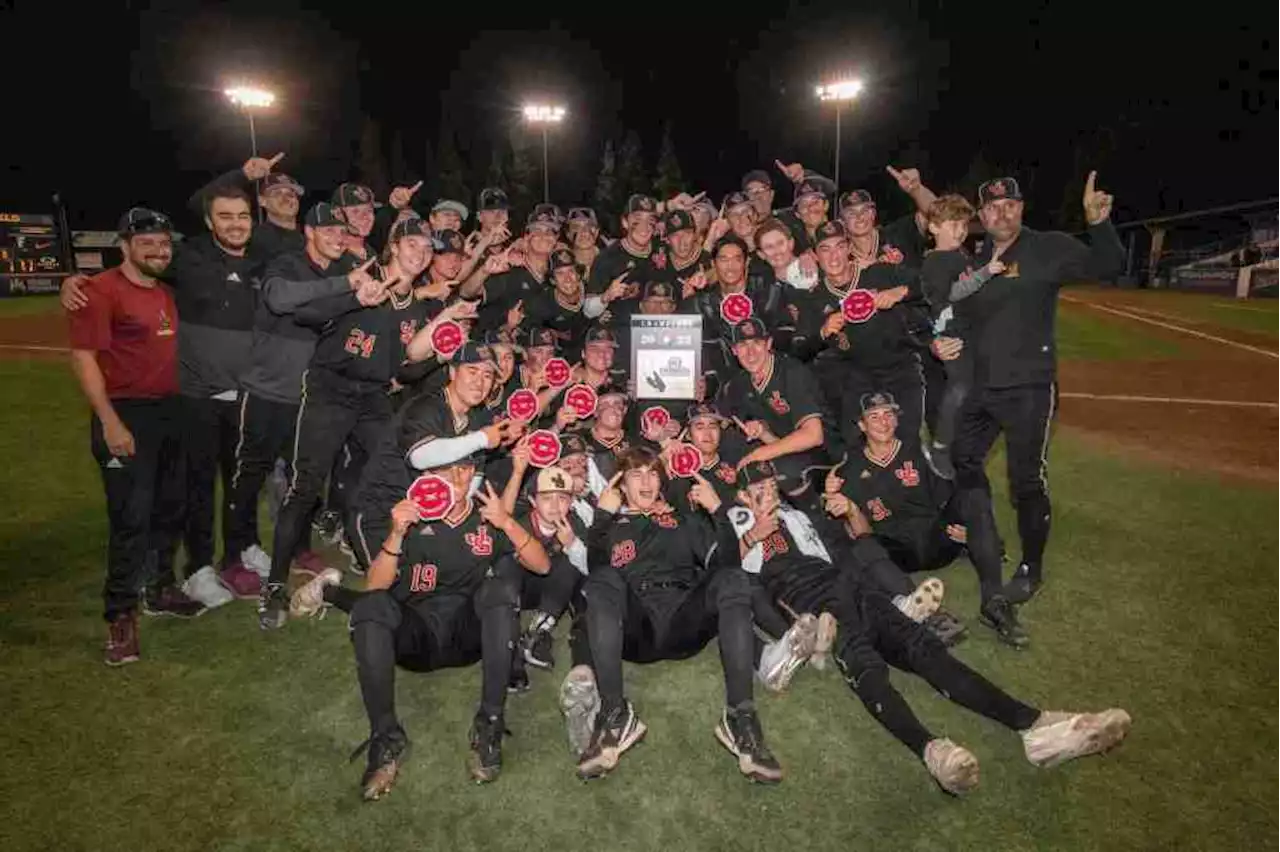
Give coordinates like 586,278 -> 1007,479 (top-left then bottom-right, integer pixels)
758,614 -> 818,693
924,738 -> 980,795
895,577 -> 945,623
1022,708 -> 1132,768
559,665 -> 600,757
240,545 -> 272,580
182,565 -> 234,609
289,568 -> 342,619
810,612 -> 838,671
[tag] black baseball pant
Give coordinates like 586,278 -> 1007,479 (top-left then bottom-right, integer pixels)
180,395 -> 241,569
953,382 -> 1057,572
267,369 -> 392,586
581,565 -> 756,715
225,392 -> 298,561
91,397 -> 185,621
350,562 -> 521,737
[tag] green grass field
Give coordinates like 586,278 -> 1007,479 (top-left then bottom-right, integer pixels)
0,296 -> 1276,852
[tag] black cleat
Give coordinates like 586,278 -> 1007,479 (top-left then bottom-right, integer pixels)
979,595 -> 1029,649
142,585 -> 207,619
312,509 -> 343,545
924,609 -> 968,647
508,651 -> 531,694
257,582 -> 288,631
1004,563 -> 1044,604
714,704 -> 783,784
468,712 -> 507,783
522,628 -> 556,671
353,727 -> 410,802
577,700 -> 647,779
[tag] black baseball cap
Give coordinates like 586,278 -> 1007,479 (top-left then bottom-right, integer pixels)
332,183 -> 375,208
741,170 -> 772,191
713,234 -> 750,259
567,207 -> 599,226
979,177 -> 1023,205
550,248 -> 579,272
526,210 -> 561,233
454,342 -> 495,366
794,174 -> 836,205
432,229 -> 465,255
532,202 -> 564,223
686,403 -> 726,425
261,173 -> 305,196
839,189 -> 876,211
729,317 -> 769,344
625,194 -> 659,215
598,384 -> 629,403
117,207 -> 173,237
477,187 -> 510,211
815,220 -> 849,245
663,209 -> 695,235
737,459 -> 778,489
524,327 -> 558,350
560,432 -> 589,457
481,328 -> 517,347
723,192 -> 754,215
584,327 -> 619,347
304,202 -> 344,228
643,280 -> 676,301
389,217 -> 431,242
859,391 -> 902,416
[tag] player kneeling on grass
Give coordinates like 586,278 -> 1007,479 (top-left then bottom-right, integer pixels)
733,459 -> 1131,795
342,453 -> 549,800
562,447 -> 813,784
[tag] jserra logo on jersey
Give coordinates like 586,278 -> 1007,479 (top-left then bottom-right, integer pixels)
894,461 -> 920,487
400,319 -> 418,344
465,525 -> 494,556
768,390 -> 790,415
654,513 -> 678,529
611,540 -> 636,568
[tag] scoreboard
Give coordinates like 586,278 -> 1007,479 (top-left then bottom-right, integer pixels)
0,212 -> 66,276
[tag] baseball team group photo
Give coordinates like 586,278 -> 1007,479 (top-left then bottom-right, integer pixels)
1,3 -> 1275,851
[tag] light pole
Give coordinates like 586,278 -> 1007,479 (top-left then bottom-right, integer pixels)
225,85 -> 276,220
815,79 -> 864,193
522,103 -> 566,203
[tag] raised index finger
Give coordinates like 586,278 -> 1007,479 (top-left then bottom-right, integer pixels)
1084,170 -> 1098,195
408,180 -> 423,195
268,152 -> 286,167
885,165 -> 902,179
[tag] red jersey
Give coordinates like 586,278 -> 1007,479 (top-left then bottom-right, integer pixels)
67,266 -> 179,399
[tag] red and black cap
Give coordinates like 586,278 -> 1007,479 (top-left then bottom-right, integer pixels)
663,209 -> 695,235
839,189 -> 876,212
432,229 -> 466,255
304,202 -> 344,228
713,234 -> 750,258
729,317 -> 769,344
567,207 -> 598,226
859,390 -> 901,416
477,187 -> 510,211
559,432 -> 589,457
815,220 -> 848,245
389,217 -> 431,242
741,169 -> 772,191
625,194 -> 659,215
117,207 -> 173,237
332,183 -> 375,208
686,403 -> 726,425
524,327 -> 559,350
794,174 -> 837,205
454,342 -> 496,366
978,177 -> 1023,205
526,210 -> 561,234
585,326 -> 619,347
261,173 -> 305,196
481,328 -> 516,348
550,248 -> 579,272
723,191 -> 753,214
643,280 -> 676,301
737,459 -> 779,489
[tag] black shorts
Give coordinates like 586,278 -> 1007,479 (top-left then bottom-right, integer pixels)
389,593 -> 484,673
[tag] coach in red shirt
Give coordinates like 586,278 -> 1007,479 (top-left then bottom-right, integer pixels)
68,208 -> 205,667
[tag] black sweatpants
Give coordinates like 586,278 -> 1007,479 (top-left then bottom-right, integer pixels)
521,555 -> 584,621
839,359 -> 926,448
930,351 -> 973,450
225,392 -> 298,561
268,369 -> 392,585
180,395 -> 241,568
349,563 -> 521,737
581,565 -> 756,714
953,383 -> 1057,571
91,398 -> 185,621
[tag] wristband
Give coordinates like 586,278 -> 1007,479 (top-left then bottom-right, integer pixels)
381,546 -> 402,557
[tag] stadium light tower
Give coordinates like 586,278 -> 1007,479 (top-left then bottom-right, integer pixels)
523,103 -> 567,203
815,79 -> 865,192
225,85 -> 277,222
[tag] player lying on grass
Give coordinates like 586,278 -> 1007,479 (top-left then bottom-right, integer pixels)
559,446 -> 816,784
730,459 -> 1131,795
339,453 -> 549,801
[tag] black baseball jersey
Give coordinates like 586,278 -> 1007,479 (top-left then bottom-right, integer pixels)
734,507 -> 842,616
654,248 -> 712,293
516,506 -> 588,571
299,291 -> 433,385
393,502 -> 516,602
585,240 -> 657,329
583,428 -> 633,483
877,216 -> 929,271
523,288 -> 592,357
775,282 -> 830,362
586,504 -> 723,587
716,352 -> 823,440
840,438 -> 950,551
481,266 -> 548,332
810,264 -> 924,373
666,447 -> 745,509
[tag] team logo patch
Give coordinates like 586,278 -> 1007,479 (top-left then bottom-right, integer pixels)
506,388 -> 540,423
669,444 -> 703,479
406,474 -> 455,522
432,320 -> 465,359
841,289 -> 877,323
879,245 -> 905,265
866,497 -> 891,522
768,390 -> 790,415
564,384 -> 598,418
894,460 -> 920,487
399,319 -> 419,345
527,429 -> 563,469
465,524 -> 494,556
652,252 -> 667,270
544,357 -> 571,388
720,292 -> 754,325
611,539 -> 637,568
654,513 -> 678,529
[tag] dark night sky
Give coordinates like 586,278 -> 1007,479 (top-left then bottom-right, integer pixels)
2,1 -> 1275,232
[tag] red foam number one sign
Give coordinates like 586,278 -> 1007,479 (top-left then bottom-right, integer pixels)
670,443 -> 704,479
841,290 -> 877,324
564,384 -> 598,419
720,292 -> 754,325
506,388 -> 540,423
641,405 -> 671,436
544,357 -> 572,388
406,474 -> 455,522
432,320 -> 465,359
527,430 -> 562,469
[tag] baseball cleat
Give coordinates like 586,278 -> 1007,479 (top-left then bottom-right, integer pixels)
1022,708 -> 1131,768
104,612 -> 140,667
577,700 -> 646,779
257,582 -> 288,631
289,568 -> 342,619
354,727 -> 409,802
714,705 -> 783,784
923,609 -> 967,647
924,738 -> 980,795
142,585 -> 207,619
810,612 -> 838,671
560,665 -> 600,757
1004,563 -> 1044,604
468,712 -> 507,783
758,614 -> 818,693
895,577 -> 945,623
979,595 -> 1029,649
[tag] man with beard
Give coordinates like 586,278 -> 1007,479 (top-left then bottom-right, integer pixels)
68,208 -> 206,666
584,194 -> 659,330
728,460 -> 1130,796
935,174 -> 1124,604
523,249 -> 592,359
258,218 -> 436,629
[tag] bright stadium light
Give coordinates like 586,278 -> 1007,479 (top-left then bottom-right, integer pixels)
225,85 -> 276,110
814,78 -> 865,191
523,103 -> 567,202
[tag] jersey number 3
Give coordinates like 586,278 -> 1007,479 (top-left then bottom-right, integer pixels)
344,329 -> 378,359
409,563 -> 437,593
